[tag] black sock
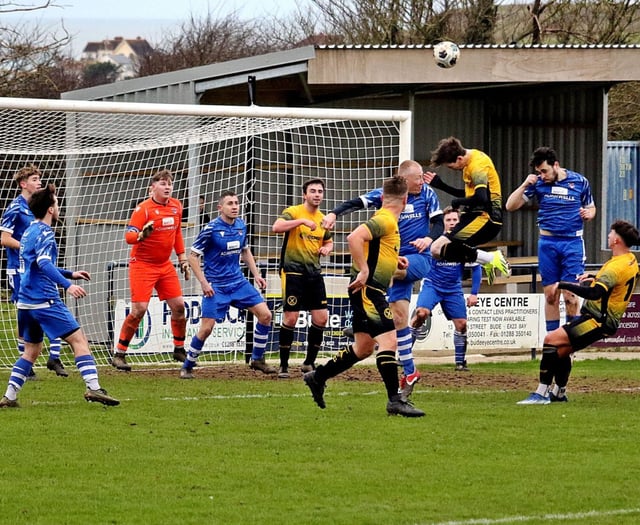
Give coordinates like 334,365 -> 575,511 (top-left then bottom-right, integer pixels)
304,323 -> 324,366
376,350 -> 400,401
278,324 -> 295,368
540,344 -> 559,387
315,345 -> 359,383
554,355 -> 572,388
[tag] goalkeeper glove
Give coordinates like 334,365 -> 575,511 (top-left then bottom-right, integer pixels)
137,220 -> 154,241
180,260 -> 191,281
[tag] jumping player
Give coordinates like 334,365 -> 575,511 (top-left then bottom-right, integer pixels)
425,136 -> 510,285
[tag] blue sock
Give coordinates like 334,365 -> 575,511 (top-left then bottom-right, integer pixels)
48,337 -> 62,360
546,320 -> 560,332
75,355 -> 100,390
251,322 -> 271,360
17,338 -> 25,355
5,357 -> 33,400
396,326 -> 415,376
454,330 -> 467,364
185,335 -> 204,369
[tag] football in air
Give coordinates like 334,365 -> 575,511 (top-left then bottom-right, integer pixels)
433,41 -> 460,69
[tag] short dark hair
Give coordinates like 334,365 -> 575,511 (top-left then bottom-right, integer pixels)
303,178 -> 325,194
430,137 -> 465,166
151,169 -> 173,183
530,147 -> 558,170
13,164 -> 41,185
218,190 -> 237,204
29,183 -> 57,219
611,220 -> 640,248
442,205 -> 460,217
382,174 -> 408,198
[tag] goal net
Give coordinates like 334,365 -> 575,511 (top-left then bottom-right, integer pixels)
0,98 -> 411,369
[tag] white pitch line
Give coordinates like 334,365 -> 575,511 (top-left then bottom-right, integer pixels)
427,507 -> 640,525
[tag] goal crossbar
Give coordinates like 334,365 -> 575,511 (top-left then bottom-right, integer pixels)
0,97 -> 412,368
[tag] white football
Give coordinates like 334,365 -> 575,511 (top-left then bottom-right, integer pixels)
433,41 -> 460,69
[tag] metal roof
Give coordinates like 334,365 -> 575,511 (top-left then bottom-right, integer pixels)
62,46 -> 317,103
62,44 -> 640,105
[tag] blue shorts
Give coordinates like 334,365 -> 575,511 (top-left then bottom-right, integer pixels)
18,301 -> 80,343
203,279 -> 265,322
538,236 -> 585,286
388,253 -> 430,303
416,280 -> 467,320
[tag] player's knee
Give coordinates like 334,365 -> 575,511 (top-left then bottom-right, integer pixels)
312,313 -> 328,327
164,298 -> 185,317
199,326 -> 213,339
128,310 -> 146,321
257,310 -> 272,325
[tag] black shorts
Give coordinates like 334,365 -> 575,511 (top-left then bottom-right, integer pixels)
563,313 -> 609,351
281,272 -> 327,312
446,211 -> 502,247
349,285 -> 395,339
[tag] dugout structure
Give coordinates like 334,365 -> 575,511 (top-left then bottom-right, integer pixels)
0,97 -> 411,368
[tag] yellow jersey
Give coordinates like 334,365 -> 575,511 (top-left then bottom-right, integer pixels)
351,207 -> 400,292
463,149 -> 502,220
278,204 -> 332,276
583,252 -> 639,333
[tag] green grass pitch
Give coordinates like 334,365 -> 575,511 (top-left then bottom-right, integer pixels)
1,359 -> 640,525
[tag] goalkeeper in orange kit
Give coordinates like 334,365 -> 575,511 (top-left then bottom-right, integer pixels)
111,169 -> 190,371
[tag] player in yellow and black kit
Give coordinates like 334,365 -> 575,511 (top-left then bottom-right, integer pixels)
519,220 -> 640,404
272,178 -> 333,378
303,175 -> 425,417
425,136 -> 511,285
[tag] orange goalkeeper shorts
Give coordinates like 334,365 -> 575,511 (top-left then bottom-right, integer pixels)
129,259 -> 183,303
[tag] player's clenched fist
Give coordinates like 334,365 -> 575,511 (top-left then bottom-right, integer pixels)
179,260 -> 191,280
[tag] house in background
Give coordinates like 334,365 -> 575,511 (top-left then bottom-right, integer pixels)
81,36 -> 153,81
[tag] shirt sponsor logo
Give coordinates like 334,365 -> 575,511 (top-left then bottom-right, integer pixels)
162,217 -> 175,226
551,186 -> 569,196
227,240 -> 240,250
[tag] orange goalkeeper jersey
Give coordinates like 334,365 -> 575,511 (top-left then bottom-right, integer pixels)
125,197 -> 185,264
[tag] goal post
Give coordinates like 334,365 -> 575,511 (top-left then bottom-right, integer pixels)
0,97 -> 412,368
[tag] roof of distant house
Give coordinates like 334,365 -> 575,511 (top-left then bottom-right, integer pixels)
82,37 -> 153,57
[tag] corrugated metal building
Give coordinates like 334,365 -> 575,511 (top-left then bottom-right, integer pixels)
63,44 -> 640,263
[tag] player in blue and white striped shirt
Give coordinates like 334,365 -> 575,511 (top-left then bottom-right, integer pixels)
506,147 -> 596,333
506,147 -> 596,403
0,165 -> 65,378
180,190 -> 274,378
0,184 -> 119,408
322,160 -> 444,398
411,207 -> 483,376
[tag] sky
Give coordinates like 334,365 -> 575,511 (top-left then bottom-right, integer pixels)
6,0 -> 300,57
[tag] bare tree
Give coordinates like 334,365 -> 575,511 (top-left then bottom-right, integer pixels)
305,0 -> 462,45
0,1 -> 78,97
608,82 -> 640,141
137,10 -> 282,77
503,0 -> 640,45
